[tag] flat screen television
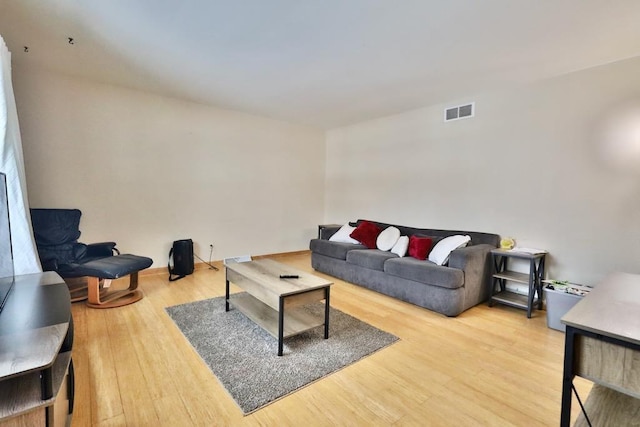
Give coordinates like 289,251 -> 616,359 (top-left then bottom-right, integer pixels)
0,172 -> 14,313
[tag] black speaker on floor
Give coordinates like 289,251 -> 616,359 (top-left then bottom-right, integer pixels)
168,239 -> 194,281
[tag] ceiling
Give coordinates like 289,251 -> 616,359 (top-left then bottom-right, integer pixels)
1,1 -> 640,129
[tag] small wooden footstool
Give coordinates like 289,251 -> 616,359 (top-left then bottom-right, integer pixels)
73,254 -> 153,308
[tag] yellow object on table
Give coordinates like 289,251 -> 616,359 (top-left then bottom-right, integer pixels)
500,237 -> 515,250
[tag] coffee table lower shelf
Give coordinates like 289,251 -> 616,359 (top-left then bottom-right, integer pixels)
229,293 -> 324,339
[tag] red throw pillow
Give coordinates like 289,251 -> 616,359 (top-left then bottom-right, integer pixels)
408,235 -> 433,260
349,221 -> 382,249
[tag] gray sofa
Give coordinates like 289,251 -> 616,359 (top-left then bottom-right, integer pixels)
310,219 -> 500,316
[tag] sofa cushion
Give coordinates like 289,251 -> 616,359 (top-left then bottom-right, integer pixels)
347,249 -> 398,272
350,221 -> 382,249
408,235 -> 433,260
384,257 -> 464,289
376,226 -> 400,251
309,239 -> 365,260
391,235 -> 409,257
329,223 -> 360,244
353,219 -> 500,247
428,235 -> 471,266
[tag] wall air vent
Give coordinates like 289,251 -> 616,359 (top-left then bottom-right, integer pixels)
444,102 -> 475,122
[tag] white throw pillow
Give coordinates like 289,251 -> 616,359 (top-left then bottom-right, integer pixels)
428,235 -> 471,266
391,235 -> 409,257
376,226 -> 401,251
328,223 -> 360,244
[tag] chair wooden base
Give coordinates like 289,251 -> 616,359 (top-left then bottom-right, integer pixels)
86,272 -> 144,309
63,277 -> 89,302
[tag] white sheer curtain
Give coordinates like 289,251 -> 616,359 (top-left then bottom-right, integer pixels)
0,35 -> 41,275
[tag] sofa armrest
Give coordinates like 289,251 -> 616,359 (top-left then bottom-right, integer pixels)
448,244 -> 495,310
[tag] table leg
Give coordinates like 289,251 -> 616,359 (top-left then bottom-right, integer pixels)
498,256 -> 506,291
527,259 -> 535,318
537,257 -> 545,309
225,274 -> 230,312
324,287 -> 330,339
561,326 -> 576,426
40,367 -> 53,400
278,297 -> 284,356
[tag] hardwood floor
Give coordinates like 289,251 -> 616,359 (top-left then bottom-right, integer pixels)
70,252 -> 591,426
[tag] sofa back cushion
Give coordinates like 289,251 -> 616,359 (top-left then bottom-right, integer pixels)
408,236 -> 433,260
376,226 -> 400,251
391,236 -> 409,257
354,219 -> 499,247
329,223 -> 360,244
428,235 -> 471,266
350,221 -> 382,249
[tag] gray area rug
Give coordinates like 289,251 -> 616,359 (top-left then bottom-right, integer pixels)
165,294 -> 399,414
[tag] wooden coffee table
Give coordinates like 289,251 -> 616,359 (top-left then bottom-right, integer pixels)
225,259 -> 332,356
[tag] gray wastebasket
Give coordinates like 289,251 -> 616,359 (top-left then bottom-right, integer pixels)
543,282 -> 591,332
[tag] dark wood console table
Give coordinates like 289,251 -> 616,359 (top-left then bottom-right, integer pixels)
0,272 -> 73,427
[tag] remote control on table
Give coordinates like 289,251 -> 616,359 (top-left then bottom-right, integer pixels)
279,274 -> 299,279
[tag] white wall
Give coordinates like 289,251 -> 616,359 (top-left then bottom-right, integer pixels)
12,57 -> 640,285
13,66 -> 326,268
326,57 -> 640,286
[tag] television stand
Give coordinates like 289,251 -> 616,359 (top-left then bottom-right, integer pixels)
0,272 -> 73,427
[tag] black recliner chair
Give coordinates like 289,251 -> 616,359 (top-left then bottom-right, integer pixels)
31,208 -> 153,308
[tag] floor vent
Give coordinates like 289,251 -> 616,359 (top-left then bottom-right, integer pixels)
444,102 -> 475,122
